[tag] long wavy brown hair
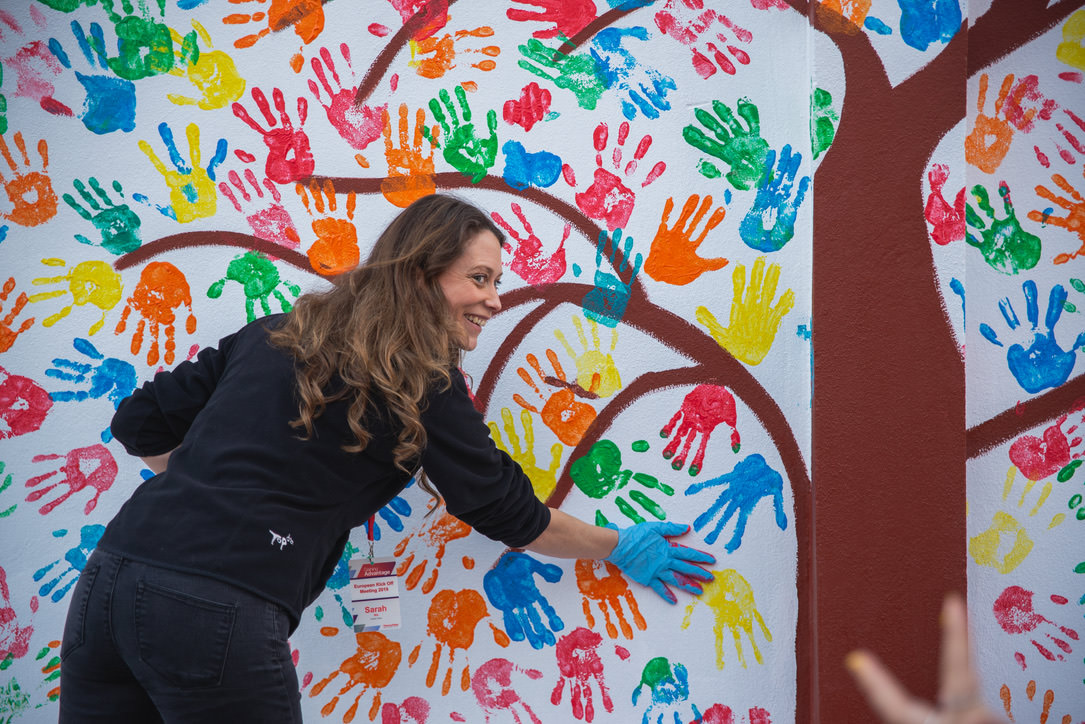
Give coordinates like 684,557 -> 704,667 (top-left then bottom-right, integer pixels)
268,193 -> 505,501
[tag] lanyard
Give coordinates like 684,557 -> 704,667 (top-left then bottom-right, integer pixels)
366,514 -> 376,562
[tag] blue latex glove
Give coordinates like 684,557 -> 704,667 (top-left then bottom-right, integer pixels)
604,522 -> 715,604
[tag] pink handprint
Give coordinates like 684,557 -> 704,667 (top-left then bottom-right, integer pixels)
471,657 -> 543,724
310,631 -> 402,721
574,559 -> 646,640
24,443 -> 117,515
491,203 -> 569,285
381,696 -> 430,723
550,627 -> 614,722
506,0 -> 597,40
232,86 -> 314,184
661,385 -> 741,476
1008,399 -> 1085,481
308,44 -> 386,150
114,261 -> 197,366
699,703 -> 773,724
993,585 -> 1079,669
0,565 -> 33,665
654,0 -> 753,79
924,163 -> 965,246
219,168 -> 301,250
0,277 -> 34,353
1001,74 -> 1058,133
563,121 -> 666,231
503,82 -> 552,132
0,366 -> 52,439
386,0 -> 449,40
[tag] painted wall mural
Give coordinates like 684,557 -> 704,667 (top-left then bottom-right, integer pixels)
0,0 -> 1081,721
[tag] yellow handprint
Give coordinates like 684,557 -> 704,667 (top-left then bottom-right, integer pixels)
29,258 -> 122,335
695,256 -> 794,365
488,407 -> 562,501
554,315 -> 622,399
681,569 -> 772,669
1056,9 -> 1085,71
138,122 -> 226,224
167,21 -> 246,110
969,466 -> 1065,574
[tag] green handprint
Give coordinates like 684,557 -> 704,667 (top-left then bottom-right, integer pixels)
965,181 -> 1041,274
105,15 -> 196,81
427,86 -> 498,183
207,251 -> 299,323
62,178 -> 142,255
810,87 -> 838,159
683,98 -> 769,191
517,37 -> 608,111
570,439 -> 675,526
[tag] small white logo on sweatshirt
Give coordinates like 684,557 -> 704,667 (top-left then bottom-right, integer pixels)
269,529 -> 294,550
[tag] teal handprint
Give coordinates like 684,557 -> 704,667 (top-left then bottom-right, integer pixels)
581,228 -> 643,328
738,144 -> 810,252
517,37 -> 608,111
683,98 -> 770,191
62,177 -> 142,254
428,86 -> 498,183
207,251 -> 300,323
965,181 -> 1041,274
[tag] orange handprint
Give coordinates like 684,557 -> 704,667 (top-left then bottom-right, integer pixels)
513,350 -> 597,447
298,179 -> 358,276
394,506 -> 472,593
0,278 -> 34,354
310,631 -> 402,722
644,194 -> 728,286
999,678 -> 1075,724
410,26 -> 499,80
408,588 -> 492,696
1028,172 -> 1085,264
965,74 -> 1016,174
0,132 -> 57,227
817,0 -> 872,34
574,559 -> 646,640
381,104 -> 438,209
114,262 -> 196,366
224,0 -> 324,50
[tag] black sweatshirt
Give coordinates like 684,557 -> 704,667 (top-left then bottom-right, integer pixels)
101,314 -> 550,628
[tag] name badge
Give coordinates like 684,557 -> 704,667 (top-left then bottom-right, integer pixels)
348,557 -> 401,631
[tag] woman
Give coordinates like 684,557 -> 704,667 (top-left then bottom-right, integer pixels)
58,194 -> 714,723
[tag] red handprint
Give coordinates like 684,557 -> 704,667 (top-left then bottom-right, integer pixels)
513,350 -> 597,446
394,507 -> 472,593
575,559 -> 646,640
564,121 -> 666,231
24,444 -> 117,515
232,86 -> 314,184
491,203 -> 569,285
660,385 -> 741,476
310,631 -> 402,721
1001,74 -> 1058,133
653,0 -> 753,79
550,627 -> 614,722
503,82 -> 552,132
0,277 -> 34,353
408,589 -> 491,696
381,696 -> 430,723
386,0 -> 449,40
1008,399 -> 1085,481
0,366 -> 52,439
471,657 -> 543,724
993,585 -> 1079,669
309,44 -> 386,150
924,163 -> 965,246
699,703 -> 773,724
219,168 -> 301,250
0,565 -> 33,665
114,261 -> 197,366
0,132 -> 57,227
506,0 -> 597,41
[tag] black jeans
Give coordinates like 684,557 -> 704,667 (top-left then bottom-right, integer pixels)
59,549 -> 302,723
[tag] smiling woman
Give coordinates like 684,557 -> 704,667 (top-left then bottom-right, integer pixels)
437,229 -> 503,351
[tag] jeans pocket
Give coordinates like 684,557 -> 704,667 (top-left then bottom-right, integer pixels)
60,560 -> 100,661
134,579 -> 238,689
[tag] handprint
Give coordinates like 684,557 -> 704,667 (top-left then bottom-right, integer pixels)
224,0 -> 325,50
645,193 -> 728,286
166,20 -> 246,110
471,657 -> 544,724
965,181 -> 1041,274
817,0 -> 872,34
114,261 -> 197,367
517,38 -> 608,111
898,0 -> 961,52
683,98 -> 769,191
491,202 -> 568,284
309,44 -> 386,150
1001,74 -> 1058,133
45,337 -> 137,410
483,551 -> 564,650
371,486 -> 414,541
698,703 -> 773,724
138,121 -> 227,224
501,140 -> 562,191
232,86 -> 313,184
33,524 -> 103,603
686,454 -> 787,552
0,132 -> 57,227
969,466 -> 1064,574
104,11 -> 190,81
810,86 -> 838,159
631,656 -> 698,724
409,588 -> 490,695
1,462 -> 16,518
61,177 -> 142,254
0,277 -> 33,353
428,86 -> 498,183
297,179 -> 359,275
0,366 -> 52,439
208,251 -> 300,323
739,144 -> 810,252
382,104 -> 438,208
0,565 -> 33,666
47,22 -> 137,133
588,26 -> 676,120
582,228 -> 643,328
488,407 -> 562,500
381,696 -> 430,724
507,0 -> 596,40
993,585 -> 1078,669
654,0 -> 753,79
554,315 -> 621,399
570,439 -> 675,525
551,627 -> 614,722
1009,402 -> 1085,481
219,168 -> 300,249
965,73 -> 1015,174
410,25 -> 499,80
24,443 -> 116,515
659,385 -> 741,477
310,631 -> 402,722
924,163 -> 965,246
513,350 -> 597,446
979,279 -> 1085,394
502,82 -> 553,132
1056,8 -> 1085,70
1028,172 -> 1085,264
682,569 -> 772,669
696,257 -> 795,366
4,30 -> 67,116
575,558 -> 646,640
393,506 -> 472,593
566,121 -> 665,230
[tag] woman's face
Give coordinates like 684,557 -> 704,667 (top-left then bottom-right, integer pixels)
436,230 -> 503,351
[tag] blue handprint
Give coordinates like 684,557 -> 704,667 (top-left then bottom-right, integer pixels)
979,280 -> 1085,395
48,22 -> 136,135
370,491 -> 413,541
502,140 -> 562,191
483,551 -> 564,649
46,338 -> 137,442
739,144 -> 810,252
33,524 -> 104,603
581,228 -> 643,328
685,454 -> 788,553
589,26 -> 677,121
899,0 -> 961,52
632,656 -> 698,724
